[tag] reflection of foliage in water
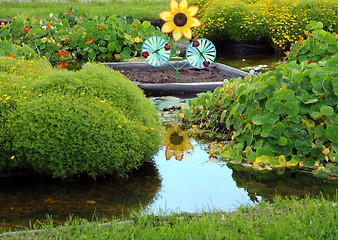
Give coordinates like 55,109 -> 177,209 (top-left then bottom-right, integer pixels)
228,162 -> 338,202
162,124 -> 194,161
0,163 -> 162,228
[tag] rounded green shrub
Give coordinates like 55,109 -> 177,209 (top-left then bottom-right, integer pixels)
1,63 -> 161,179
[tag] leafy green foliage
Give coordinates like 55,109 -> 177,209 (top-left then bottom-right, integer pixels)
181,24 -> 338,178
0,10 -> 169,64
0,40 -> 40,59
0,60 -> 161,179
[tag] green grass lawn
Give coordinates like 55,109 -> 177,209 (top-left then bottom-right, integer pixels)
1,196 -> 337,239
0,0 -> 166,20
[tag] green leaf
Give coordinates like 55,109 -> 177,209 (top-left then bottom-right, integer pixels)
0,41 -> 10,52
302,157 -> 315,168
282,89 -> 295,101
331,166 -> 338,177
270,128 -> 281,139
326,93 -> 338,106
126,16 -> 134,24
265,97 -> 280,111
220,110 -> 227,123
325,53 -> 338,71
252,115 -> 263,125
283,127 -> 294,137
278,137 -> 288,146
284,101 -> 299,116
326,125 -> 338,143
320,106 -> 334,116
315,125 -> 325,137
273,102 -> 284,115
262,112 -> 279,124
107,42 -> 116,52
104,35 -> 111,41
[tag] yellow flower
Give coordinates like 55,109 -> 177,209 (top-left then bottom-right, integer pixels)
159,0 -> 202,42
162,125 -> 193,161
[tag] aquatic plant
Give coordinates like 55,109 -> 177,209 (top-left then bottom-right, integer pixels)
180,23 -> 338,178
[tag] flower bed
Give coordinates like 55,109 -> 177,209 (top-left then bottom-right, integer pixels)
192,0 -> 337,53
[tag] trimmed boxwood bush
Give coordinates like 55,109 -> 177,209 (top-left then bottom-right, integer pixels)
1,60 -> 161,179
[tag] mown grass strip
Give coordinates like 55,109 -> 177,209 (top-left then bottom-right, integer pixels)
1,196 -> 337,239
0,0 -> 167,20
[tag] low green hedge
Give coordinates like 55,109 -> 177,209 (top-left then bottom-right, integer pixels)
0,60 -> 161,179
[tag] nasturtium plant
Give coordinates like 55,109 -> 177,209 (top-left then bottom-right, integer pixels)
0,9 -> 170,67
180,23 -> 338,179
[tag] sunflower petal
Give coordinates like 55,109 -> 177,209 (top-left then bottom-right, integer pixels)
170,0 -> 179,13
190,17 -> 202,28
161,21 -> 176,33
186,6 -> 199,17
175,153 -> 184,161
172,27 -> 183,41
182,26 -> 192,40
165,147 -> 174,160
178,0 -> 188,12
159,11 -> 174,21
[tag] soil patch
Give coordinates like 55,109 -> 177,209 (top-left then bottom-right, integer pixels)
119,68 -> 230,84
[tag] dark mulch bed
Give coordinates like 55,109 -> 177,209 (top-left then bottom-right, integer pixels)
119,68 -> 229,84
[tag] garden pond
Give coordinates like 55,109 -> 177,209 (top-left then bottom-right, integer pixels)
0,96 -> 337,229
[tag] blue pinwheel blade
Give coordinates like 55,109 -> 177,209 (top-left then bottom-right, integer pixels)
186,39 -> 216,69
142,36 -> 171,67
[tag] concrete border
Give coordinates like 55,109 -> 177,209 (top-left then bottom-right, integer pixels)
104,61 -> 247,96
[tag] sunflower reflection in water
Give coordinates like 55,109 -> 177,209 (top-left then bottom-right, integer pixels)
162,125 -> 193,161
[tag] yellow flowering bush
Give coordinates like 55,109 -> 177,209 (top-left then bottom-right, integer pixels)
0,59 -> 161,179
192,0 -> 337,52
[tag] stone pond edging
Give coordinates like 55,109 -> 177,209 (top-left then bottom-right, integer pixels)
104,61 -> 247,96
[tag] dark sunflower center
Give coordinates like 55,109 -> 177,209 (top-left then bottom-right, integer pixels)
173,13 -> 187,27
170,132 -> 184,145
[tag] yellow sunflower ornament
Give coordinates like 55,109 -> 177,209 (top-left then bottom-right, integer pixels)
159,0 -> 202,42
162,125 -> 194,161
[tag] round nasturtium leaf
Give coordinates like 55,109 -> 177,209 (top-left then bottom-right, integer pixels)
270,128 -> 281,139
252,115 -> 263,125
273,102 -> 285,114
265,97 -> 280,112
282,89 -> 295,101
315,125 -> 325,137
326,125 -> 338,143
331,166 -> 338,177
262,112 -> 279,124
326,93 -> 338,106
284,101 -> 299,116
284,127 -> 294,137
320,106 -> 334,116
278,136 -> 288,146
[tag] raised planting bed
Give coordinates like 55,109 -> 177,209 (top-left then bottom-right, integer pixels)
104,61 -> 247,96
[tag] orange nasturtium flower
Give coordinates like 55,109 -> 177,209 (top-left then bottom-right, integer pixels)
98,25 -> 102,30
159,0 -> 201,42
58,50 -> 67,57
66,10 -> 70,15
162,125 -> 193,161
34,16 -> 39,21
